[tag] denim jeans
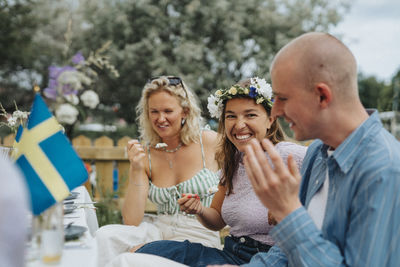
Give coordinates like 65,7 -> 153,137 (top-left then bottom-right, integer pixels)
135,235 -> 271,267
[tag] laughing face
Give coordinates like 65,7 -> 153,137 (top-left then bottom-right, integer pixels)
148,90 -> 186,140
224,98 -> 273,152
270,62 -> 320,141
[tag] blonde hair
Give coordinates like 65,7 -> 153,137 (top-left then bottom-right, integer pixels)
136,76 -> 202,146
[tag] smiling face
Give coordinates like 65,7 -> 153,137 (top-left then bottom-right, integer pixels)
224,98 -> 273,152
271,59 -> 320,141
148,90 -> 186,140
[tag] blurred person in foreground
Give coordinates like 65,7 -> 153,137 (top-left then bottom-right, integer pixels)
121,77 -> 307,267
0,155 -> 29,267
96,76 -> 221,267
213,32 -> 400,267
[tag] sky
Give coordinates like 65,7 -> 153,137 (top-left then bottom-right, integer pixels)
332,0 -> 400,82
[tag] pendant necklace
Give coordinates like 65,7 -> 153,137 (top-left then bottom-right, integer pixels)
163,142 -> 183,169
163,142 -> 183,153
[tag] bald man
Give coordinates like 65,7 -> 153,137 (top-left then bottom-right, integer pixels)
241,32 -> 400,266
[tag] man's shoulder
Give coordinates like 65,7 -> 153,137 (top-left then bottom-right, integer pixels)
361,128 -> 400,167
303,140 -> 323,158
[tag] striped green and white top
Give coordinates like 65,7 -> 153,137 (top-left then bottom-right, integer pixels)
147,133 -> 219,215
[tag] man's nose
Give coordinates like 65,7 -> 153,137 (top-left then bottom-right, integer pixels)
271,102 -> 281,119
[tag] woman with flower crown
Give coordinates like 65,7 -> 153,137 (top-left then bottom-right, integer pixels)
96,76 -> 222,267
108,77 -> 307,267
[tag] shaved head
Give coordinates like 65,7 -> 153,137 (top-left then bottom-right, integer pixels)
271,32 -> 359,103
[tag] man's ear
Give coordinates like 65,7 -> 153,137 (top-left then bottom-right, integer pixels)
315,83 -> 332,108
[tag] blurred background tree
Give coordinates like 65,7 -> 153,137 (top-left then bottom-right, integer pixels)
2,0 -> 400,139
0,0 -> 41,113
77,0 -> 351,124
1,0 -> 350,130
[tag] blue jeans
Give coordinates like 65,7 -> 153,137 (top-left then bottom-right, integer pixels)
135,235 -> 271,267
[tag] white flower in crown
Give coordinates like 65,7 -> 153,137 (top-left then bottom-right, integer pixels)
251,77 -> 273,100
228,87 -> 237,95
207,94 -> 223,119
207,77 -> 273,119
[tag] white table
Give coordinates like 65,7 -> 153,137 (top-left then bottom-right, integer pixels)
27,186 -> 99,267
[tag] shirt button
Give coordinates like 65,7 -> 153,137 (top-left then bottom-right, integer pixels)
315,180 -> 319,184
240,237 -> 246,243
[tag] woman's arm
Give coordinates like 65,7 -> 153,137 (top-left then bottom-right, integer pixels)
197,185 -> 227,230
122,139 -> 150,226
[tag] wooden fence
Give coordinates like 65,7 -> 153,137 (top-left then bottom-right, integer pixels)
1,134 -> 157,211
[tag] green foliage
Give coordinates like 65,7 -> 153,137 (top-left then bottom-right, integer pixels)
0,0 -> 40,111
390,70 -> 400,111
357,73 -> 394,112
95,193 -> 123,227
76,0 -> 350,124
377,84 -> 394,112
358,73 -> 384,109
94,165 -> 130,226
1,0 -> 352,127
0,0 -> 39,71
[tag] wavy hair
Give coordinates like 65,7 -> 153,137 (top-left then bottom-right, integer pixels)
136,76 -> 202,146
215,78 -> 285,195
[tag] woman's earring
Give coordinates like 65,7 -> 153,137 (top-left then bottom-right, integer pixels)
181,118 -> 186,126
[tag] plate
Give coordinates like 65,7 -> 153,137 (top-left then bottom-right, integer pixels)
63,204 -> 77,215
64,225 -> 87,241
65,192 -> 80,201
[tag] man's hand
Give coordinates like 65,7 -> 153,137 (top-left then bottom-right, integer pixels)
243,138 -> 302,222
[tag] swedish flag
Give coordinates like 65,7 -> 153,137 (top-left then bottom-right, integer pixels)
13,94 -> 88,215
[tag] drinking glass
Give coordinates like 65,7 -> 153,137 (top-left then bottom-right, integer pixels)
40,202 -> 64,264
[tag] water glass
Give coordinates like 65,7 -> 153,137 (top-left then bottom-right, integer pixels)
40,202 -> 64,264
26,213 -> 41,262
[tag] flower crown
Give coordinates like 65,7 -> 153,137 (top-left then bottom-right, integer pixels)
207,77 -> 273,119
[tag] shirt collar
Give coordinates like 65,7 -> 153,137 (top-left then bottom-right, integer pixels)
320,109 -> 382,174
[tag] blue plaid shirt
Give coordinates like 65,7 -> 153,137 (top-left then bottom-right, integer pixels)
244,110 -> 400,266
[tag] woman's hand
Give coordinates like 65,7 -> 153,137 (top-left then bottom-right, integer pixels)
178,194 -> 204,215
126,139 -> 146,172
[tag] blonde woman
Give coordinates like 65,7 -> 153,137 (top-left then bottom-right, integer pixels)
96,76 -> 221,267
